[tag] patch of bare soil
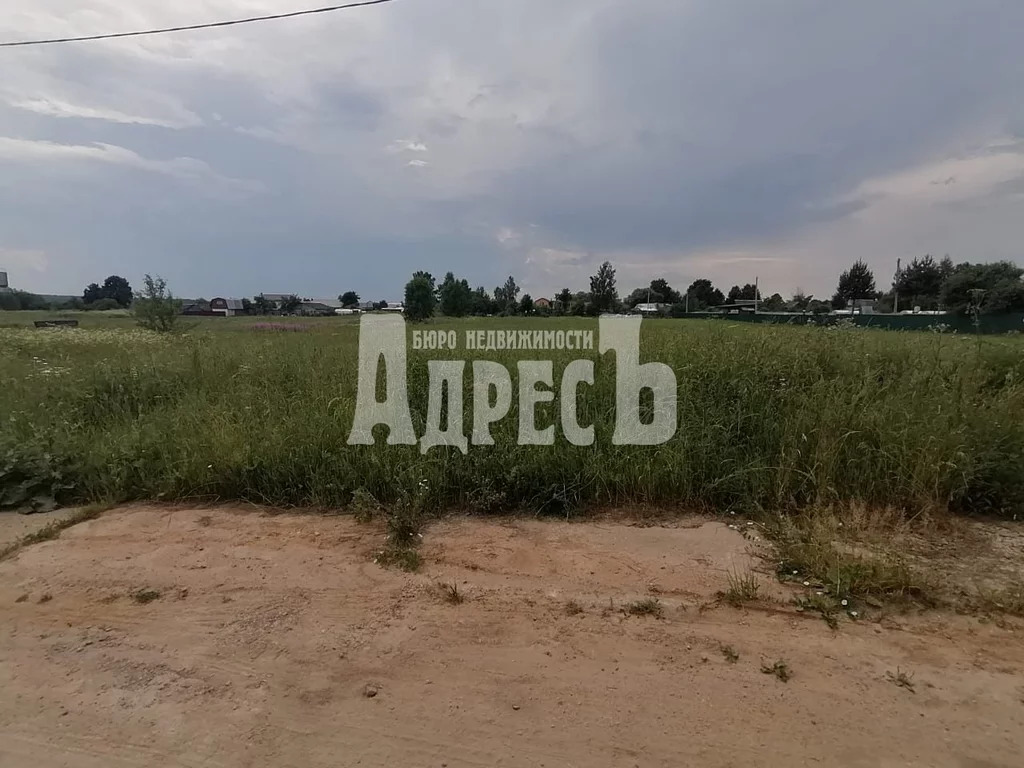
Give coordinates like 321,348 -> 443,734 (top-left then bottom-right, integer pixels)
1,505 -> 1023,767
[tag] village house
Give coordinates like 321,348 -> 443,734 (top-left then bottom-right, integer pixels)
210,298 -> 246,316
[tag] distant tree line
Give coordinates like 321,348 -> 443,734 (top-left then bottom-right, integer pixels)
0,274 -> 136,311
397,253 -> 1024,322
0,290 -> 51,311
828,256 -> 1024,316
5,255 -> 1021,321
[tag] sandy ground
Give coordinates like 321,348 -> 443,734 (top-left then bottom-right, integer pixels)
1,505 -> 1023,768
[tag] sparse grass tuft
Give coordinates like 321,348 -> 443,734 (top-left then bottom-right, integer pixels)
767,508 -> 931,605
376,546 -> 422,572
959,581 -> 1024,617
720,644 -> 740,663
0,502 -> 112,562
720,569 -> 761,607
886,667 -> 916,693
623,597 -> 663,617
793,593 -> 841,630
761,659 -> 792,682
441,581 -> 464,604
132,588 -> 161,604
564,599 -> 585,616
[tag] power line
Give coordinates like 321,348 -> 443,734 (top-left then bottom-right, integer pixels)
0,0 -> 396,48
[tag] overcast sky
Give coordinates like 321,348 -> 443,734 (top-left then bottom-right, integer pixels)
2,0 -> 1024,301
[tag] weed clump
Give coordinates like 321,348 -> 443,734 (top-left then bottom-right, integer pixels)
0,503 -> 110,562
350,488 -> 380,524
720,569 -> 761,607
886,667 -> 915,693
793,593 -> 840,630
767,509 -> 930,604
564,599 -> 585,616
958,581 -> 1024,617
623,598 -> 663,618
761,659 -> 792,682
440,582 -> 464,604
373,481 -> 431,573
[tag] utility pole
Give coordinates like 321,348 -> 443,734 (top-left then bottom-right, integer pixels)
754,276 -> 759,313
893,258 -> 900,315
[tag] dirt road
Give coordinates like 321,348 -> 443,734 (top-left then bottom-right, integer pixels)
1,506 -> 1022,767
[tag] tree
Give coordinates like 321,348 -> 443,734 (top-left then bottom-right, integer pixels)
83,282 -> 103,305
555,288 -> 572,312
589,261 -> 618,312
413,271 -> 436,298
404,273 -> 437,321
761,293 -> 786,312
568,297 -> 589,316
253,294 -> 274,314
519,294 -> 534,315
133,274 -> 182,333
339,291 -> 360,308
494,276 -> 520,314
278,295 -> 301,313
469,286 -> 494,316
835,260 -> 876,305
896,255 -> 942,297
439,272 -> 473,317
941,261 -> 1024,315
895,255 -> 944,309
648,278 -> 681,305
788,289 -> 812,312
726,284 -> 760,303
685,279 -> 725,310
83,275 -> 133,307
624,288 -> 648,308
102,275 -> 133,307
241,297 -> 253,314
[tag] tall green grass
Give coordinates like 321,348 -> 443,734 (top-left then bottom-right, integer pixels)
2,318 -> 1022,517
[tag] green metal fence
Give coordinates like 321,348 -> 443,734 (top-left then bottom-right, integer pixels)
677,311 -> 1024,334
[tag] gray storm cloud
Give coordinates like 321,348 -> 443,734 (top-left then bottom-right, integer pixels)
1,0 -> 1022,298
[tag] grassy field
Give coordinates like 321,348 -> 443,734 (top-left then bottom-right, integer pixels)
2,311 -> 1023,523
